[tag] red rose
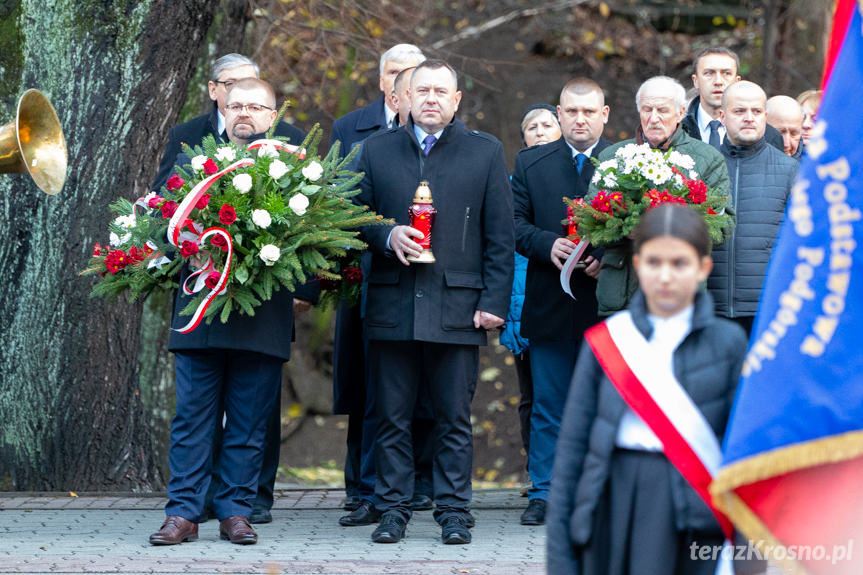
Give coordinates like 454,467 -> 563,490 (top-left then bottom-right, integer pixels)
219,204 -> 237,225
166,174 -> 185,191
180,240 -> 199,258
344,266 -> 363,285
203,159 -> 219,175
148,195 -> 164,208
161,200 -> 179,218
210,234 -> 229,251
104,250 -> 129,274
195,194 -> 211,210
204,271 -> 221,290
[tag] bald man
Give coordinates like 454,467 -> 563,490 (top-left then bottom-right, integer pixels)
708,81 -> 798,334
766,95 -> 805,159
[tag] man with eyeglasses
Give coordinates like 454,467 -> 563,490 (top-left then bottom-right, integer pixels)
151,53 -> 305,191
150,78 -> 314,546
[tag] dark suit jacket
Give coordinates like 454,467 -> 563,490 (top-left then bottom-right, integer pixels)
330,96 -> 388,170
152,103 -> 307,191
356,118 -> 514,346
512,137 -> 609,341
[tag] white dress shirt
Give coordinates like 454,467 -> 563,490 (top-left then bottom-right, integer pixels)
615,305 -> 694,451
697,103 -> 725,145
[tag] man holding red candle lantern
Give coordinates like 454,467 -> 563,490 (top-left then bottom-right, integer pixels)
355,59 -> 514,545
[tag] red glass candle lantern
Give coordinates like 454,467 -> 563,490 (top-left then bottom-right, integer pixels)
407,180 -> 437,263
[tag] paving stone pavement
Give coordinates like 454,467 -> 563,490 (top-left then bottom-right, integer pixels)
0,489 -> 545,575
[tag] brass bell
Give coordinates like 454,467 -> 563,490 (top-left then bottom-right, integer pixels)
0,89 -> 68,195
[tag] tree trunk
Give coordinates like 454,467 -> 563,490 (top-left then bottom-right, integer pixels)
0,0 -> 216,491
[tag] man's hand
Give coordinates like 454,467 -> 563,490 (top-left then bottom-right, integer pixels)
293,298 -> 313,314
583,255 -> 601,279
473,310 -> 505,330
551,237 -> 578,270
390,225 -> 425,266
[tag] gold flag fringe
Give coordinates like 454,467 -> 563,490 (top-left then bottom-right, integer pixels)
710,431 -> 863,574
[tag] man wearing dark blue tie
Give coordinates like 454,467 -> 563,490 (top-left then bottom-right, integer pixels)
355,60 -> 513,545
512,78 -> 611,526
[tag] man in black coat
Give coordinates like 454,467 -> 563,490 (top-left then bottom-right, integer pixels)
355,60 -> 514,545
682,47 -> 785,153
709,81 -> 798,335
150,57 -> 311,526
329,44 -> 427,518
148,79 -> 316,547
512,78 -> 609,526
152,53 -> 306,192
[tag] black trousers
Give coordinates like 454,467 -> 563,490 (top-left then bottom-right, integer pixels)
369,339 -> 478,523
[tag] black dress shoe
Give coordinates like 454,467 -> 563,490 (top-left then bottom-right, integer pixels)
410,494 -> 434,511
520,499 -> 546,525
249,507 -> 272,524
441,516 -> 471,544
371,514 -> 407,543
339,500 -> 382,526
343,495 -> 362,511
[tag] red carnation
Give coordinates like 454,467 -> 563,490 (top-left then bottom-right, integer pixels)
148,195 -> 164,208
180,240 -> 199,258
195,193 -> 211,210
161,200 -> 179,218
219,204 -> 237,225
128,246 -> 147,263
210,234 -> 229,251
104,250 -> 129,274
204,271 -> 221,290
203,159 -> 219,175
686,179 -> 708,204
344,266 -> 363,285
166,174 -> 185,191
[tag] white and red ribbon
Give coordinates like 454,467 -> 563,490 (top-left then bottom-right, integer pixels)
245,138 -> 306,159
585,311 -> 735,574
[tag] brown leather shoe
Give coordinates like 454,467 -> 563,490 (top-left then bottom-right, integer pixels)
219,516 -> 258,544
149,515 -> 198,545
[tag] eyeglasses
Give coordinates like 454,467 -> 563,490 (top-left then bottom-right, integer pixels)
214,80 -> 237,89
225,103 -> 274,114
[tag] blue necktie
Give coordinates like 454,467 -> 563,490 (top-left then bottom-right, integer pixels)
575,153 -> 587,173
708,120 -> 722,150
422,134 -> 437,156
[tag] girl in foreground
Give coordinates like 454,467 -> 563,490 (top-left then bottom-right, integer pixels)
546,204 -> 750,575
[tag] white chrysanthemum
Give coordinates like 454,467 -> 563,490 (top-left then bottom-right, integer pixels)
252,209 -> 272,229
689,170 -> 699,180
674,174 -> 684,187
592,171 -> 602,184
289,193 -> 310,216
259,244 -> 281,266
269,159 -> 288,180
215,147 -> 237,162
603,173 -> 618,187
190,155 -> 207,171
599,159 -> 617,172
233,173 -> 253,193
669,150 -> 695,170
302,161 -> 324,182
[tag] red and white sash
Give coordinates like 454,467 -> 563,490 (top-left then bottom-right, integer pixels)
585,311 -> 734,573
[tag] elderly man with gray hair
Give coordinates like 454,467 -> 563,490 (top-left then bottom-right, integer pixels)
590,75 -> 731,315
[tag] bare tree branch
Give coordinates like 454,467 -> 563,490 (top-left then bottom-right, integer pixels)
430,0 -> 591,51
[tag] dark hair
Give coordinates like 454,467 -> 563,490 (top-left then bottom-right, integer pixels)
633,204 -> 711,257
411,59 -> 458,87
692,47 -> 740,76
